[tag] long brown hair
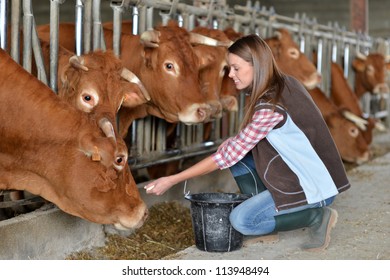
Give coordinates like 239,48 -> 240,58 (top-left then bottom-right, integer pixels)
228,34 -> 285,130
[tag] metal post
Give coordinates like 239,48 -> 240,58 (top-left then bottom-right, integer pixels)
0,0 -> 8,50
32,20 -> 48,84
92,0 -> 101,51
75,0 -> 84,56
343,44 -> 350,78
49,0 -> 65,93
111,3 -> 123,57
317,38 -> 323,76
22,0 -> 33,73
83,0 -> 92,53
10,0 -> 21,63
146,6 -> 153,30
132,5 -> 139,35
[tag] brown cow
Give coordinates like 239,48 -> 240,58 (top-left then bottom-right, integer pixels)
308,87 -> 370,164
3,39 -> 150,215
330,62 -> 377,145
352,52 -> 390,98
191,26 -> 237,117
0,49 -> 148,230
37,22 -> 215,137
265,28 -> 321,90
36,41 -> 150,169
105,20 -> 237,117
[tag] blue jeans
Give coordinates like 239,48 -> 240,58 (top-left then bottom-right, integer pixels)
229,152 -> 335,235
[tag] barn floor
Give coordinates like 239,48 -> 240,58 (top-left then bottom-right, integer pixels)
165,130 -> 390,260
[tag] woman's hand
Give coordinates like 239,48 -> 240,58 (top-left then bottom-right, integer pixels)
144,156 -> 218,196
144,176 -> 177,196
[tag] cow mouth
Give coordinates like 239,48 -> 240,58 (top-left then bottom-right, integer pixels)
113,204 -> 149,231
302,72 -> 321,90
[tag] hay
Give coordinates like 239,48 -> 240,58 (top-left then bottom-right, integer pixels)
66,201 -> 195,260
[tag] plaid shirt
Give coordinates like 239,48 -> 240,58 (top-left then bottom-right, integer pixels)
212,108 -> 284,169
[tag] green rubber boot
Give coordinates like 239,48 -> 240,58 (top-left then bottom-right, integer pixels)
233,172 -> 267,195
274,207 -> 338,251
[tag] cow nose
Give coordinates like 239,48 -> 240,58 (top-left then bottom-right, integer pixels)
178,103 -> 212,124
373,83 -> 389,94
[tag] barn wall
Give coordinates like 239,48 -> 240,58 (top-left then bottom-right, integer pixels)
226,0 -> 389,38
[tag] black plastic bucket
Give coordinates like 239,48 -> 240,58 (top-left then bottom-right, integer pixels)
185,192 -> 251,252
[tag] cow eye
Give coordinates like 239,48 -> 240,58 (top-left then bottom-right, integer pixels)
288,48 -> 300,59
79,91 -> 99,112
82,94 -> 94,103
349,127 -> 359,138
165,63 -> 174,70
84,95 -> 92,101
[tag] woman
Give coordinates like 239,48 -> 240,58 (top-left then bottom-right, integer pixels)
144,34 -> 350,251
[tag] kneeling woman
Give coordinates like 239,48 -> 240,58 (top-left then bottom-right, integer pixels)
144,34 -> 350,251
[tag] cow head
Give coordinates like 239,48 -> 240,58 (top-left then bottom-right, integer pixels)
308,87 -> 370,165
352,52 -> 390,97
265,28 -> 321,90
191,27 -> 236,119
135,21 -> 213,125
324,111 -> 370,164
57,50 -> 150,170
330,62 -> 377,145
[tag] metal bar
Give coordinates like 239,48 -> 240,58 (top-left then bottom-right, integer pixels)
0,0 -> 8,50
49,0 -> 65,93
75,0 -> 84,56
111,3 -> 122,56
92,0 -> 101,50
343,44 -> 350,78
132,5 -> 139,35
32,19 -> 48,84
129,141 -> 221,170
10,0 -> 21,63
83,0 -> 92,53
0,196 -> 46,209
22,0 -> 32,73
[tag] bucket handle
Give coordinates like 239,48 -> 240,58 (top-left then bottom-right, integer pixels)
183,180 -> 191,197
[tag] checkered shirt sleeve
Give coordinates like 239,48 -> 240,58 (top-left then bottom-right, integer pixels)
212,108 -> 284,169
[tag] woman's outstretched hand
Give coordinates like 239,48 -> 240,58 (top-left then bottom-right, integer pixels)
144,176 -> 177,196
144,156 -> 218,195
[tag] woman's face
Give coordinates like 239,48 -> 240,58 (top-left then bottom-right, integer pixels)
228,53 -> 254,90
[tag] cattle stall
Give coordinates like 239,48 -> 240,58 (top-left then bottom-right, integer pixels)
0,0 -> 388,220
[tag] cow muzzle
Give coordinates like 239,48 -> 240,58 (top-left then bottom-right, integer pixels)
178,103 -> 212,124
373,83 -> 389,95
114,204 -> 149,231
303,72 -> 322,90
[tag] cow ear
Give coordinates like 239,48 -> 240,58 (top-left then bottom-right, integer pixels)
352,59 -> 365,72
59,64 -> 70,85
141,49 -> 153,68
122,90 -> 148,108
194,48 -> 215,69
267,41 -> 281,59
